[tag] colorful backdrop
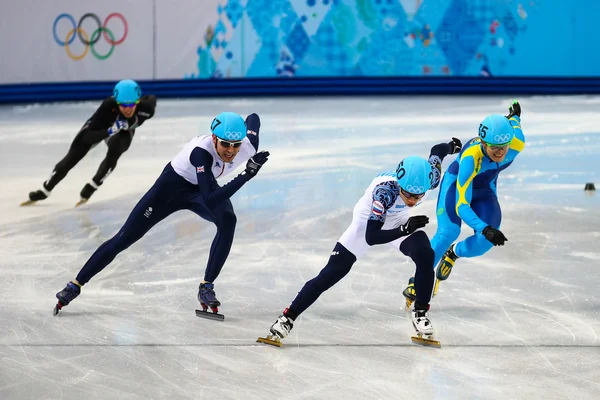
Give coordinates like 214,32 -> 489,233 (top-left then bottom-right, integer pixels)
0,0 -> 598,102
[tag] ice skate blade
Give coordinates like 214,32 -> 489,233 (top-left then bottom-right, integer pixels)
411,334 -> 441,348
75,198 -> 88,207
195,309 -> 224,321
432,278 -> 440,298
256,336 -> 282,347
404,298 -> 414,311
20,200 -> 37,206
53,303 -> 62,316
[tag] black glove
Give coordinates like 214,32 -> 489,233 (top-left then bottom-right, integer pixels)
448,137 -> 462,154
482,226 -> 508,246
399,215 -> 429,236
506,100 -> 521,119
244,150 -> 270,178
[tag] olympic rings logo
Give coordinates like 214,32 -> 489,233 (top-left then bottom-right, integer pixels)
493,133 -> 512,144
404,184 -> 426,194
223,131 -> 244,141
52,13 -> 128,61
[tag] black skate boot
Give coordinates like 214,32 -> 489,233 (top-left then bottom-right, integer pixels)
402,277 -> 416,310
21,184 -> 51,206
433,244 -> 459,297
54,281 -> 81,316
195,283 -> 224,321
76,182 -> 98,207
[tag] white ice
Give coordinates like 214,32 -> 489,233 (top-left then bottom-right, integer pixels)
0,96 -> 599,400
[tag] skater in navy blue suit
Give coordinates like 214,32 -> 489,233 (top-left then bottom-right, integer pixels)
54,112 -> 270,317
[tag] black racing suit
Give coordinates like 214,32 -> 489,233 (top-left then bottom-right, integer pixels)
40,95 -> 156,199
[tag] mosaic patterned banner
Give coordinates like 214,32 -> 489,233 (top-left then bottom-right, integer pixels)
174,0 -> 595,79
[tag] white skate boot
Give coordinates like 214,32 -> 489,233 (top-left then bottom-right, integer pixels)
410,308 -> 440,348
257,314 -> 294,347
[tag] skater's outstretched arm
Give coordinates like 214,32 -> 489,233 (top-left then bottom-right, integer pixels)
428,138 -> 462,189
245,113 -> 260,152
190,147 -> 270,208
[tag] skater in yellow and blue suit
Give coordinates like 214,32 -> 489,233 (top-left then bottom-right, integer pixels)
429,101 -> 525,293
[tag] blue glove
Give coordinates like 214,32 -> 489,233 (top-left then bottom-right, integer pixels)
107,119 -> 129,136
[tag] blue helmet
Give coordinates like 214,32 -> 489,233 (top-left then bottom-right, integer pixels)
210,112 -> 246,141
113,79 -> 141,104
395,156 -> 432,195
478,114 -> 515,145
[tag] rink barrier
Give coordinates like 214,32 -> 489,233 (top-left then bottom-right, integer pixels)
1,77 -> 600,104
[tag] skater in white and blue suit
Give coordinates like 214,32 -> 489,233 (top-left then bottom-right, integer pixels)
54,112 -> 270,315
262,138 -> 462,344
431,101 -> 525,292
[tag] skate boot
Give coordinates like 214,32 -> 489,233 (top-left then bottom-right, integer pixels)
433,244 -> 459,297
195,283 -> 224,321
402,277 -> 416,310
410,305 -> 440,348
257,310 -> 295,347
21,185 -> 51,206
53,281 -> 81,316
76,182 -> 98,207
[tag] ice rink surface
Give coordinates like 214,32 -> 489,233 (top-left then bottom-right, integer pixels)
0,95 -> 599,400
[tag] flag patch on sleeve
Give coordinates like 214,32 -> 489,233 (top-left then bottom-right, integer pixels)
371,200 -> 384,215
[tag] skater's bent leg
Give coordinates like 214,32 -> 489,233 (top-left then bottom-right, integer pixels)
75,173 -> 182,284
400,231 -> 435,307
430,225 -> 460,266
45,131 -> 94,190
454,194 -> 501,258
188,200 -> 237,283
91,133 -> 132,186
288,242 -> 357,319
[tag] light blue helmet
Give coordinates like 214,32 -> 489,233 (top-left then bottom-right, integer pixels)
395,156 -> 432,195
210,112 -> 246,141
113,79 -> 141,104
478,114 -> 515,145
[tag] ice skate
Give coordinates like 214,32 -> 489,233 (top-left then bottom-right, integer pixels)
53,281 -> 81,316
21,187 -> 51,206
410,307 -> 440,348
433,244 -> 459,298
75,183 -> 97,207
195,283 -> 224,321
402,277 -> 416,310
257,313 -> 294,347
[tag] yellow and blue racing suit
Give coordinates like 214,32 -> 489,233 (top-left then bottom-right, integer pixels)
430,116 -> 525,264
